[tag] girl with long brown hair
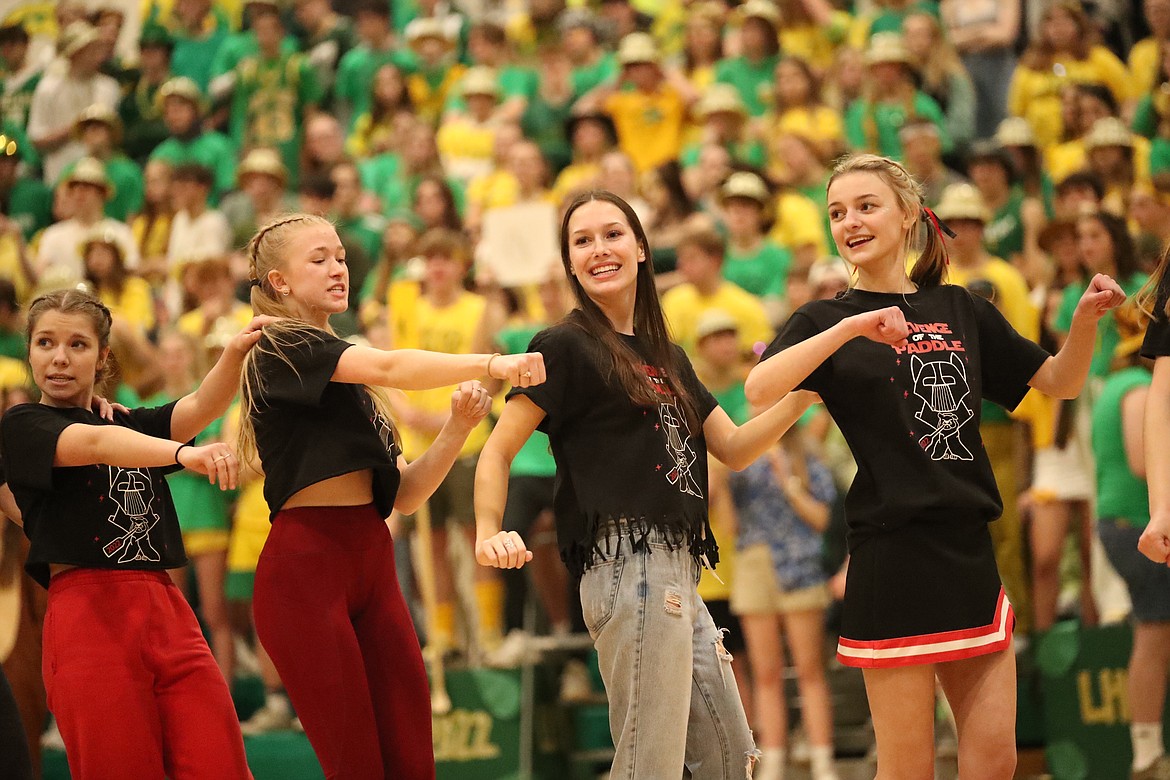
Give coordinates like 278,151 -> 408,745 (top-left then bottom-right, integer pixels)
473,190 -> 886,778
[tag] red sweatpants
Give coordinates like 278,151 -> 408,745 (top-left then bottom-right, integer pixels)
43,569 -> 251,779
253,504 -> 434,780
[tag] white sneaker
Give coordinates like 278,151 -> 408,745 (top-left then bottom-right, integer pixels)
560,659 -> 594,703
234,636 -> 261,677
240,698 -> 294,735
485,629 -> 534,668
40,718 -> 65,751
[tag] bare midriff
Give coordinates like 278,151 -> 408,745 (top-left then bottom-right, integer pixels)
281,468 -> 375,511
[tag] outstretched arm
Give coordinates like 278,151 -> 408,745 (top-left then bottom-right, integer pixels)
53,425 -> 240,488
334,346 -> 546,391
474,396 -> 545,569
704,391 -> 820,471
1139,356 -> 1170,564
395,382 -> 492,514
171,316 -> 274,441
1029,273 -> 1126,399
745,306 -> 909,407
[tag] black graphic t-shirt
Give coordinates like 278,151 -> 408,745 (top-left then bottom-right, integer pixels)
508,317 -> 721,577
763,285 -> 1049,549
250,328 -> 402,520
0,401 -> 187,588
1141,281 -> 1170,358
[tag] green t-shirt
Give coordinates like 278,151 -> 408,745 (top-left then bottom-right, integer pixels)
711,381 -> 748,426
844,92 -> 952,159
229,53 -> 324,187
60,155 -> 144,222
158,6 -> 232,91
0,329 -> 25,360
335,46 -> 418,130
1056,272 -> 1148,378
335,213 -> 385,262
723,239 -> 792,299
1091,366 -> 1152,526
714,54 -> 781,117
212,32 -> 300,80
119,79 -> 169,162
1151,137 -> 1170,177
521,89 -> 574,176
570,54 -> 619,98
680,138 -> 767,171
0,70 -> 40,128
134,390 -> 232,532
497,324 -> 555,477
447,64 -> 539,113
2,178 -> 53,242
983,186 -> 1026,262
150,132 -> 238,201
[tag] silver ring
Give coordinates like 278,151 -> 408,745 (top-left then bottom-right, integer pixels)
503,540 -> 515,549
521,371 -> 532,378
214,455 -> 230,462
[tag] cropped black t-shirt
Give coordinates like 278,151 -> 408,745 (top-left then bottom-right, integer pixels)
1142,282 -> 1170,358
762,285 -> 1050,549
0,401 -> 187,588
508,318 -> 721,577
249,329 -> 401,520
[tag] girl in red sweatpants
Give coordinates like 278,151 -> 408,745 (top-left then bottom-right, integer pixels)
0,288 -> 265,779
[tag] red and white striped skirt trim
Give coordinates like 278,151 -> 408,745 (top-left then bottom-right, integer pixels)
836,588 -> 1014,669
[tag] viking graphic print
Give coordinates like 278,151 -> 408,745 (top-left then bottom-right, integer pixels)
910,352 -> 975,461
103,467 -> 162,563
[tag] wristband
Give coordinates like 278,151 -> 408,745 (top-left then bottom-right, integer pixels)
485,352 -> 502,379
174,443 -> 191,464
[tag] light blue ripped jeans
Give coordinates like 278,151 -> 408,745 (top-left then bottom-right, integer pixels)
580,526 -> 758,779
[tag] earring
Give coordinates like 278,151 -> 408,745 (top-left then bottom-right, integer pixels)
281,289 -> 290,296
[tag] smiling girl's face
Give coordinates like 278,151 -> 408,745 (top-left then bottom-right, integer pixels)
827,171 -> 914,271
565,200 -> 645,304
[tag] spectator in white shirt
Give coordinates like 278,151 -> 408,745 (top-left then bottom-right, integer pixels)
35,157 -> 139,284
167,163 -> 231,270
26,21 -> 120,184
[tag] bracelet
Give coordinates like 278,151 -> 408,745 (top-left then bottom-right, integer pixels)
174,443 -> 191,464
485,352 -> 502,379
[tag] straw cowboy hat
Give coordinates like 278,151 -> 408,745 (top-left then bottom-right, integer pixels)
157,77 -> 207,113
237,148 -> 289,187
719,171 -> 771,205
460,67 -> 499,98
995,117 -> 1037,147
1083,116 -> 1134,150
697,83 -> 748,120
66,156 -> 112,197
933,183 -> 991,224
864,33 -> 915,67
617,32 -> 660,67
74,103 -> 124,145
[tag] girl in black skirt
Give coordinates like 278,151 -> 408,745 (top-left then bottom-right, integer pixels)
746,153 -> 1124,779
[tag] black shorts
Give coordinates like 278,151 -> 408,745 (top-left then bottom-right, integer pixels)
502,475 -> 556,535
836,517 -> 1013,669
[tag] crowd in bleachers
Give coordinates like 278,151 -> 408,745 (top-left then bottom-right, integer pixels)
1,0 -> 1169,776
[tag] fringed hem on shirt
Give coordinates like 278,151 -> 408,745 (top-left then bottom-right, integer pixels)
560,512 -> 719,580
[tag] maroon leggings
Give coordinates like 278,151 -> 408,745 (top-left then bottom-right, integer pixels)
43,569 -> 251,779
253,504 -> 434,780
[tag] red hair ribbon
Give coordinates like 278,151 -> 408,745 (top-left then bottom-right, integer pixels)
922,207 -> 955,264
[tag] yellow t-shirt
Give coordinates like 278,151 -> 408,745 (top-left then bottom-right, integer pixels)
770,191 -> 829,257
392,289 -> 491,460
176,302 -> 254,346
551,162 -> 601,207
467,169 -> 520,213
605,86 -> 688,173
661,281 -> 774,358
1007,47 -> 1135,149
780,14 -> 852,73
0,235 -> 32,302
1129,37 -> 1161,97
945,258 -> 1038,342
102,276 -> 156,334
1047,135 -> 1152,186
408,65 -> 467,125
436,118 -> 499,184
0,356 -> 30,391
346,113 -> 395,160
131,213 -> 172,264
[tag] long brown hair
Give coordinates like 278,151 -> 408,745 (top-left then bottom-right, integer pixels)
827,153 -> 949,288
236,213 -> 398,464
559,190 -> 702,430
1021,1 -> 1094,70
